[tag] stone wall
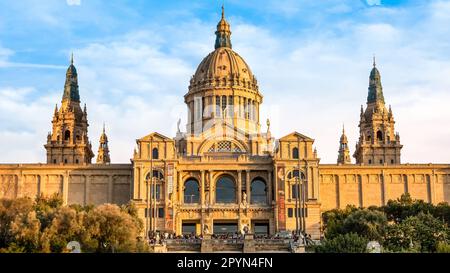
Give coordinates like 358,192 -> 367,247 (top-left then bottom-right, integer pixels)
0,163 -> 132,206
319,164 -> 450,211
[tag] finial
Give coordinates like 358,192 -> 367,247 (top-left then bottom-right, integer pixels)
373,54 -> 376,67
342,123 -> 345,134
266,118 -> 270,130
222,3 -> 225,19
103,122 -> 105,134
71,52 -> 74,65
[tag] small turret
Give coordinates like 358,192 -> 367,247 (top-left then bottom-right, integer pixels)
337,124 -> 351,164
96,123 -> 111,164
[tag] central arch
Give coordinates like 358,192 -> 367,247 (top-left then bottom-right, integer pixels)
215,175 -> 236,204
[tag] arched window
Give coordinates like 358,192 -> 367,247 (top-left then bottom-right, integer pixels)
64,130 -> 71,141
146,170 -> 164,180
377,130 -> 383,142
292,147 -> 299,159
152,148 -> 159,159
251,179 -> 267,204
287,170 -> 305,180
184,179 -> 200,204
216,176 -> 236,203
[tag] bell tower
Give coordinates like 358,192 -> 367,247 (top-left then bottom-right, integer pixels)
96,123 -> 111,164
45,54 -> 94,164
353,58 -> 402,165
337,125 -> 351,164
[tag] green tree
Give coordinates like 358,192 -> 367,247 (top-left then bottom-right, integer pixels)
384,212 -> 449,253
315,233 -> 369,253
342,209 -> 387,241
0,197 -> 40,251
84,204 -> 142,253
383,193 -> 435,223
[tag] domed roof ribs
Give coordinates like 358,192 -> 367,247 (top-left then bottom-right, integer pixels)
215,5 -> 232,49
367,55 -> 385,104
62,53 -> 80,103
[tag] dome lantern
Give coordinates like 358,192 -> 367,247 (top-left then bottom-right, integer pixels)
215,5 -> 232,49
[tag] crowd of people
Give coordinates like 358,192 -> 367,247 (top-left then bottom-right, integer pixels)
146,230 -> 314,245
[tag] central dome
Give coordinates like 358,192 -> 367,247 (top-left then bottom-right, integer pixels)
184,6 -> 263,136
192,47 -> 255,84
188,6 -> 259,93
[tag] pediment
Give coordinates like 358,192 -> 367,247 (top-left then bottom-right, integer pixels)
138,132 -> 173,142
279,131 -> 314,142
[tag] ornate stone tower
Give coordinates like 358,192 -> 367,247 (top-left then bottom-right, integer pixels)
337,125 -> 351,164
353,58 -> 402,165
96,124 -> 111,164
45,55 -> 94,164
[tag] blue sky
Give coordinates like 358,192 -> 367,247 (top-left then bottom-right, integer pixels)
1,0 -> 450,163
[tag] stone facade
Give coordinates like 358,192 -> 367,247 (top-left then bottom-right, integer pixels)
0,8 -> 449,241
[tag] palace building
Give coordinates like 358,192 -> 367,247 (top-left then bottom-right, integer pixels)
0,8 -> 449,240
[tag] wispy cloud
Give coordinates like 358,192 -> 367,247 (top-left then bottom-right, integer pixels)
66,0 -> 81,6
0,1 -> 449,164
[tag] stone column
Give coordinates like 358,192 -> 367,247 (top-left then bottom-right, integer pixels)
133,166 -> 140,199
306,164 -> 312,199
178,171 -> 183,205
62,173 -> 69,205
201,170 -> 205,206
36,175 -> 42,196
430,171 -> 436,204
246,170 -> 251,205
237,171 -> 242,205
108,175 -> 114,203
209,171 -> 214,205
381,171 -> 386,206
335,175 -> 340,209
84,175 -> 90,206
268,170 -> 272,205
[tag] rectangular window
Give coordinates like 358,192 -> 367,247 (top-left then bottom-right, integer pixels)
288,208 -> 293,218
145,208 -> 165,218
228,96 -> 233,117
216,96 -> 221,116
291,185 -> 299,199
151,184 -> 161,200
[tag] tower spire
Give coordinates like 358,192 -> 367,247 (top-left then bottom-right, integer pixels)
367,57 -> 384,104
97,123 -> 111,164
222,3 -> 225,19
62,53 -> 80,103
215,5 -> 232,49
337,124 -> 351,164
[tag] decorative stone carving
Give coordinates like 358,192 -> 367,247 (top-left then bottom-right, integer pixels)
241,192 -> 248,206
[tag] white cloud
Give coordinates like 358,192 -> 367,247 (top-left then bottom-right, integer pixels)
365,0 -> 381,6
66,0 -> 81,6
1,1 -> 450,164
